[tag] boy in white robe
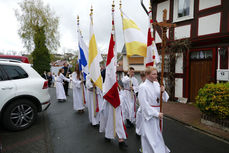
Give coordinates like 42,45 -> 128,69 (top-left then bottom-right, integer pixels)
56,68 -> 71,102
138,66 -> 170,153
121,67 -> 139,127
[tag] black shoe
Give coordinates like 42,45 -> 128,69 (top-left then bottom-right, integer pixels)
119,141 -> 128,149
104,137 -> 111,142
92,124 -> 99,128
126,119 -> 133,128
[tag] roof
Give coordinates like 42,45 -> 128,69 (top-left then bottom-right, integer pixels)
121,45 -> 126,55
0,55 -> 29,63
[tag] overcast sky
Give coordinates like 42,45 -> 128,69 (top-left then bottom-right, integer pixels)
0,0 -> 150,55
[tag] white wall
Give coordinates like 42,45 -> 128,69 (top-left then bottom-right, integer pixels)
198,12 -> 221,36
174,25 -> 191,40
175,78 -> 183,97
199,0 -> 221,10
123,56 -> 145,72
155,29 -> 169,43
175,53 -> 183,73
156,0 -> 170,22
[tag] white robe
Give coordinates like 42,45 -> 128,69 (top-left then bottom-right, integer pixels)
138,79 -> 170,153
56,73 -> 70,100
86,75 -> 103,125
99,100 -> 127,139
72,72 -> 85,111
136,82 -> 144,135
121,75 -> 139,123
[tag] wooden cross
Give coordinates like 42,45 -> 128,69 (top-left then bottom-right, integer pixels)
152,9 -> 176,130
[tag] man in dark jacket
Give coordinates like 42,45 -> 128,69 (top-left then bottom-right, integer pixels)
62,62 -> 72,96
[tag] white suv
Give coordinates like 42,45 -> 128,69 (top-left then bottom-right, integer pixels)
0,59 -> 50,131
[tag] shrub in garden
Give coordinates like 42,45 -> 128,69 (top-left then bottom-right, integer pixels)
196,82 -> 229,119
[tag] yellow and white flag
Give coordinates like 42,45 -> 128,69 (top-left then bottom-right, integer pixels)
88,13 -> 103,90
121,11 -> 147,57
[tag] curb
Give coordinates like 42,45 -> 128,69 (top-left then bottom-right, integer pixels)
164,115 -> 229,144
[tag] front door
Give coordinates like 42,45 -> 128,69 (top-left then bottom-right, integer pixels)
189,49 -> 214,102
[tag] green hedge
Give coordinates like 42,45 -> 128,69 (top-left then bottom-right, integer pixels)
196,82 -> 229,119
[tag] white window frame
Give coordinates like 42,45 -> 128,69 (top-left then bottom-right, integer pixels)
173,0 -> 194,23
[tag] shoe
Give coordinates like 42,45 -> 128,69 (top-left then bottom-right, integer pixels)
119,141 -> 128,149
104,137 -> 111,142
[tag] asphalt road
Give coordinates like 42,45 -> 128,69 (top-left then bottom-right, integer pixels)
1,88 -> 229,153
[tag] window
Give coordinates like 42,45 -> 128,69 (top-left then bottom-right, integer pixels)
178,0 -> 190,17
0,69 -> 4,81
2,65 -> 28,80
190,50 -> 212,60
173,0 -> 194,22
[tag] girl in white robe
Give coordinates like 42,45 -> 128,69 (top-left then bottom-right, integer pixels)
72,65 -> 86,112
56,68 -> 70,102
138,67 -> 170,153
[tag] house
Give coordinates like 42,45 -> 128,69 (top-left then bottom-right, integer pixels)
121,45 -> 145,82
151,0 -> 229,102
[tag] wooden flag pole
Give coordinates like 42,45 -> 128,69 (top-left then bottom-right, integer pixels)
152,9 -> 176,130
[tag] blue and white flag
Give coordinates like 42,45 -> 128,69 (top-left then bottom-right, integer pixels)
77,26 -> 88,80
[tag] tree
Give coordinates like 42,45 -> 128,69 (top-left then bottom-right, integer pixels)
32,26 -> 51,74
15,0 -> 59,74
15,0 -> 60,52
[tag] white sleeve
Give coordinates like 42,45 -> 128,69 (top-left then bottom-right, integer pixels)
121,76 -> 130,84
138,86 -> 159,120
162,91 -> 169,102
132,77 -> 139,93
86,76 -> 93,89
60,74 -> 70,82
72,73 -> 81,88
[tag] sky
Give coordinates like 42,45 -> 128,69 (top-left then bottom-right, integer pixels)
0,0 -> 150,55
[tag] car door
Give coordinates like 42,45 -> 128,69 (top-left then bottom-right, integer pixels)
0,65 -> 17,109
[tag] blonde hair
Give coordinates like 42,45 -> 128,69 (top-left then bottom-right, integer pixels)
145,66 -> 157,75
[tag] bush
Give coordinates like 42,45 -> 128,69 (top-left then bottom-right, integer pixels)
196,82 -> 229,119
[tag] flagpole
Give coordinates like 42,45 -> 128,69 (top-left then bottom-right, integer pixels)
111,0 -> 116,138
90,5 -> 97,117
77,15 -> 86,106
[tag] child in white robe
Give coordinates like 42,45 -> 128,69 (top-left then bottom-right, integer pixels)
72,64 -> 86,113
56,68 -> 70,102
138,66 -> 170,153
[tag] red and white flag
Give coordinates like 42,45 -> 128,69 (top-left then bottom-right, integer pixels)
103,9 -> 120,108
145,11 -> 160,67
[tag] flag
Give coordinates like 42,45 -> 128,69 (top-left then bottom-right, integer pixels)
88,12 -> 103,90
121,11 -> 147,57
103,17 -> 120,108
146,11 -> 160,67
77,28 -> 89,80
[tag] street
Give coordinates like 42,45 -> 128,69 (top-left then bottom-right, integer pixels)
1,88 -> 229,153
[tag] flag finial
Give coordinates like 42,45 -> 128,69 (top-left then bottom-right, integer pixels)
112,0 -> 115,11
77,15 -> 79,25
90,5 -> 93,16
119,0 -> 122,9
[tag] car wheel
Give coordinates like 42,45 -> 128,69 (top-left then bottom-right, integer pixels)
2,99 -> 38,131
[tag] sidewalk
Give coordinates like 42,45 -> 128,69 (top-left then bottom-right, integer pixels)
163,102 -> 229,142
